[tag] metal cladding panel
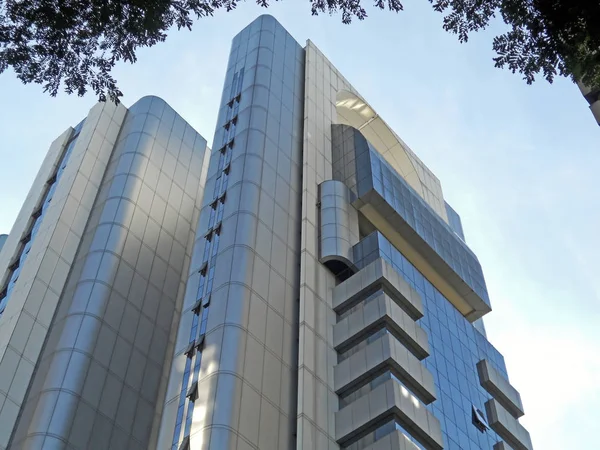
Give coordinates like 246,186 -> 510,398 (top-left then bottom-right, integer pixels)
477,359 -> 525,418
485,399 -> 533,450
0,101 -> 126,450
10,97 -> 209,450
319,180 -> 359,275
160,15 -> 305,450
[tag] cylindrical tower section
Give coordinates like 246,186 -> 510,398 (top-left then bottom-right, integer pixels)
318,180 -> 359,278
158,14 -> 305,450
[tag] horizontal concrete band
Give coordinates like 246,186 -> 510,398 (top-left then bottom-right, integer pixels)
335,378 -> 443,450
477,359 -> 525,418
363,429 -> 424,450
485,399 -> 533,450
333,291 -> 429,360
334,333 -> 436,404
333,258 -> 423,320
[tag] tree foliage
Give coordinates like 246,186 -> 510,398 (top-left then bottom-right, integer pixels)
0,0 -> 598,102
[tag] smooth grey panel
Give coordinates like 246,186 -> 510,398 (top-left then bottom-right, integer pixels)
485,399 -> 533,450
361,429 -> 423,450
334,332 -> 436,404
333,292 -> 429,360
332,257 -> 423,320
318,180 -> 359,275
335,378 -> 443,450
478,359 -> 525,419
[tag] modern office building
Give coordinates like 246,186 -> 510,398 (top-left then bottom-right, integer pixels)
0,14 -> 532,450
0,235 -> 7,252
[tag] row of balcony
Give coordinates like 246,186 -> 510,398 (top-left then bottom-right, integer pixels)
319,177 -> 533,449
328,255 -> 443,450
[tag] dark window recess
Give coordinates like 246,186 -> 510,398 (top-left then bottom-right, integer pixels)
472,405 -> 490,433
210,198 -> 218,209
204,229 -> 213,241
192,299 -> 203,314
227,139 -> 235,149
186,381 -> 198,401
228,94 -> 241,107
213,222 -> 222,235
179,436 -> 190,450
197,334 -> 206,350
199,261 -> 208,276
223,162 -> 231,174
219,145 -> 227,154
218,191 -> 227,203
202,295 -> 211,308
223,116 -> 238,131
32,206 -> 43,219
184,341 -> 196,357
46,174 -> 57,185
227,95 -> 241,107
324,259 -> 354,282
8,259 -> 20,272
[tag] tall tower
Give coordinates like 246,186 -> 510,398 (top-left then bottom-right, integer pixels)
0,97 -> 210,450
157,15 -> 533,450
156,16 -> 305,450
0,15 -> 533,450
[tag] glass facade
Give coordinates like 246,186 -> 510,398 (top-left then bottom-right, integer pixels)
0,120 -> 83,317
339,370 -> 421,409
0,16 -> 529,450
354,230 -> 508,449
445,202 -> 466,242
363,147 -> 490,307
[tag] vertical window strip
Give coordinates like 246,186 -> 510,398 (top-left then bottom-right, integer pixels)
236,68 -> 244,96
171,355 -> 193,449
225,104 -> 233,124
183,306 -> 210,437
230,72 -> 239,99
0,123 -> 83,317
173,68 -> 243,448
216,201 -> 225,223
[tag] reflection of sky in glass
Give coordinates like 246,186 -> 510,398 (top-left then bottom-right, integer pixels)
362,147 -> 490,306
354,230 -> 508,449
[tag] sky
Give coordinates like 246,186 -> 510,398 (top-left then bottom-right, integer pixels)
0,2 -> 598,448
